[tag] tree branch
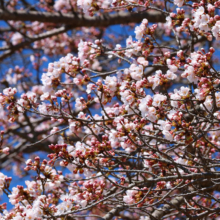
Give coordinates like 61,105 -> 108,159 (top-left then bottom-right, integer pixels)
103,205 -> 124,220
0,25 -> 70,61
152,197 -> 184,219
0,9 -> 166,26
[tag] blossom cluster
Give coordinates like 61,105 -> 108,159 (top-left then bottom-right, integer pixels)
1,0 -> 220,219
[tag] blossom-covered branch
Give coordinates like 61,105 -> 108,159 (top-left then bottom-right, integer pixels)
0,0 -> 220,219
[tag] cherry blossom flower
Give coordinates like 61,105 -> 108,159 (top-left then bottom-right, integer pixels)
173,0 -> 184,7
134,19 -> 148,41
129,64 -> 143,81
152,94 -> 167,107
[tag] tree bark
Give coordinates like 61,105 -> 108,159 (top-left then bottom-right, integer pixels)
152,197 -> 184,219
0,10 -> 166,26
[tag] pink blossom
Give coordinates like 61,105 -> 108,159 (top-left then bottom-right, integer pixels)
152,94 -> 167,107
77,0 -> 93,14
201,95 -> 213,111
137,57 -> 149,66
212,21 -> 220,40
104,76 -> 118,93
3,87 -> 17,96
123,188 -> 139,204
165,70 -> 177,80
11,32 -> 23,45
173,0 -> 184,7
162,130 -> 173,141
50,127 -> 59,134
134,19 -> 148,41
129,64 -> 143,81
2,147 -> 9,155
170,93 -> 181,108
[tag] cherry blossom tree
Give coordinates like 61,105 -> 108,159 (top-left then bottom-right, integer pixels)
1,0 -> 220,219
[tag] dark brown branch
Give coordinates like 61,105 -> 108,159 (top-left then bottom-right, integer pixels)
152,197 -> 184,219
0,9 -> 166,26
103,205 -> 124,220
0,10 -> 166,61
